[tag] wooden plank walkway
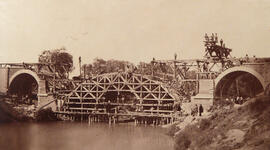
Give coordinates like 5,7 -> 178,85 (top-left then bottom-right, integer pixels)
55,111 -> 175,118
54,110 -> 182,125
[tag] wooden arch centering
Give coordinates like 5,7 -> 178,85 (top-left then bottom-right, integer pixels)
65,72 -> 176,115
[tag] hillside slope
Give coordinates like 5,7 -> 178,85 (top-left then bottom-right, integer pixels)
173,96 -> 270,150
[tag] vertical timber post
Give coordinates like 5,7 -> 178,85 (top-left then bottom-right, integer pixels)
7,67 -> 10,93
151,58 -> 154,77
174,53 -> 177,80
79,56 -> 82,77
53,64 -> 56,93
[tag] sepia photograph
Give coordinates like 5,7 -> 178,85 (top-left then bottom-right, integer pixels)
0,0 -> 270,150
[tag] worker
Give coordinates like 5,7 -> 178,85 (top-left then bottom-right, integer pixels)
121,97 -> 125,104
199,104 -> 204,116
150,107 -> 154,115
245,54 -> 249,62
191,104 -> 198,116
106,100 -> 111,113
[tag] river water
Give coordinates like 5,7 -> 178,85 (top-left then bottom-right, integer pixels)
0,122 -> 174,150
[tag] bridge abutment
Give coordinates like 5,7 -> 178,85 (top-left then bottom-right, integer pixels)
191,79 -> 214,111
36,80 -> 56,110
37,80 -> 47,105
0,68 -> 9,95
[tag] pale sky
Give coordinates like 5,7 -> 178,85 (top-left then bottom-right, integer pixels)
0,0 -> 270,76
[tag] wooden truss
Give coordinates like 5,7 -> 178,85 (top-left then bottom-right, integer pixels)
64,72 -> 175,114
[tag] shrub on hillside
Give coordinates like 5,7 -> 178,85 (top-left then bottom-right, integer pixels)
199,118 -> 211,130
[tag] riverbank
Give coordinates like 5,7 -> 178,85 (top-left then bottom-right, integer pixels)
0,97 -> 32,122
0,97 -> 58,123
168,95 -> 270,150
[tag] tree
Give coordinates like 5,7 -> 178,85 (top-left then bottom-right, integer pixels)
38,47 -> 74,78
82,58 -> 133,76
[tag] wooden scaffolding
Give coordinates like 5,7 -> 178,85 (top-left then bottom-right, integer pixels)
58,72 -> 176,120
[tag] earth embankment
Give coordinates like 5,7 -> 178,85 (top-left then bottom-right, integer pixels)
171,95 -> 270,150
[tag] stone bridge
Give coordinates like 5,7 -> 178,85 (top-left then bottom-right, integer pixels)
1,60 -> 270,109
0,63 -> 52,106
192,61 -> 270,107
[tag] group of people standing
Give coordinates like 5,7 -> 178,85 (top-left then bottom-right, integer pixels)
191,104 -> 204,117
226,96 -> 248,105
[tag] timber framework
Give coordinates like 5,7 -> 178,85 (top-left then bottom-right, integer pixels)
1,33 -> 270,124
56,72 -> 177,125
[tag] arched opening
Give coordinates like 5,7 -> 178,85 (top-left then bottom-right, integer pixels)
8,73 -> 38,105
215,71 -> 264,103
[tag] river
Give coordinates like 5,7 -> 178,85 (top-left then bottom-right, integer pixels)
0,122 -> 174,150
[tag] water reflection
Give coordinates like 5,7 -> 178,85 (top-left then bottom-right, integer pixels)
0,122 -> 174,150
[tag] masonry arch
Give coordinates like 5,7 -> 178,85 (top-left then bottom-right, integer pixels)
8,69 -> 40,103
215,66 -> 265,99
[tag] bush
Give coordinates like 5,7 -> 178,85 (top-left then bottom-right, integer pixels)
199,118 -> 211,130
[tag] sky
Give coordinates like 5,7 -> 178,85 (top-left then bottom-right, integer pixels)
0,0 -> 270,76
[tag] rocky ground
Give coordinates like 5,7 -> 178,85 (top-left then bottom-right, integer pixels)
168,95 -> 270,150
